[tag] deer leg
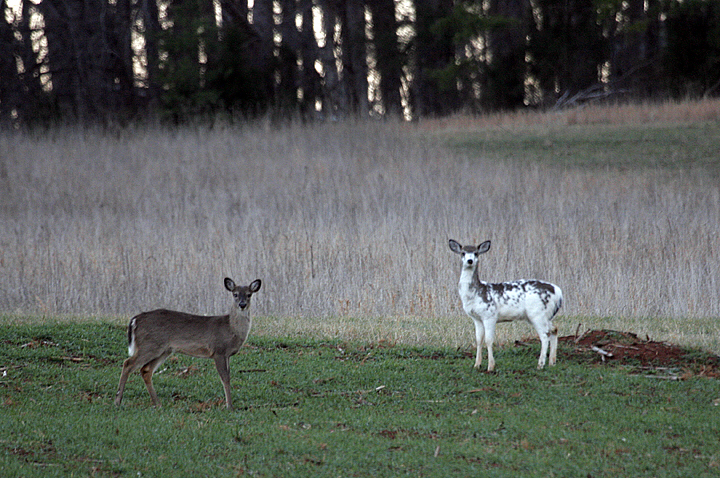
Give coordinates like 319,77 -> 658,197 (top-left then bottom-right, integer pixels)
214,355 -> 234,410
548,324 -> 558,366
536,330 -> 550,369
139,351 -> 171,407
484,321 -> 497,372
472,319 -> 485,369
140,364 -> 161,407
115,356 -> 141,406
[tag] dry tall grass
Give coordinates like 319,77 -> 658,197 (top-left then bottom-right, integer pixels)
2,100 -> 719,351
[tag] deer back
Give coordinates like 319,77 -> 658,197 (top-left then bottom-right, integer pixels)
132,309 -> 247,359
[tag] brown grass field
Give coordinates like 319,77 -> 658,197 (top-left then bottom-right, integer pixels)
1,99 -> 719,352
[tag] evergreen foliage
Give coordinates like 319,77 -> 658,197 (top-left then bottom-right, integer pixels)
1,0 -> 719,125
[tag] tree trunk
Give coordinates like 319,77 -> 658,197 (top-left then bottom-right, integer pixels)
0,0 -> 21,125
137,0 -> 162,113
317,0 -> 343,116
411,0 -> 459,117
565,0 -> 603,93
297,0 -> 323,118
107,0 -> 135,121
278,0 -> 300,112
37,0 -> 85,120
367,0 -> 403,116
485,0 -> 529,110
340,0 -> 368,115
252,0 -> 276,106
529,0 -> 604,105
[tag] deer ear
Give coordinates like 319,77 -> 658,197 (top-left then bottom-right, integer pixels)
449,239 -> 463,254
478,240 -> 491,254
249,279 -> 262,293
224,277 -> 236,291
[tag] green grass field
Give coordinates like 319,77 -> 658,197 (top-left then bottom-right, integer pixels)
445,121 -> 720,169
2,100 -> 720,475
2,322 -> 720,477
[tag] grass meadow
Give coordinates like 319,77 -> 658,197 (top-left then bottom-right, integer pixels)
1,99 -> 719,350
2,99 -> 720,476
2,322 -> 720,477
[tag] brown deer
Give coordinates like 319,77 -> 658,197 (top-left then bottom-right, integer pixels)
114,277 -> 262,409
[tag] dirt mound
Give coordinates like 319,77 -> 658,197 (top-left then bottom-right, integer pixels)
553,329 -> 720,378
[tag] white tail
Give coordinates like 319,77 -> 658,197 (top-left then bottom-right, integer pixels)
449,239 -> 563,372
114,277 -> 262,409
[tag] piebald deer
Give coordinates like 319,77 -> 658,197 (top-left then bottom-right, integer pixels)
114,277 -> 262,409
449,239 -> 563,372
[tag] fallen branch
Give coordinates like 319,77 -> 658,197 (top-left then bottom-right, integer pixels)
642,375 -> 681,381
591,346 -> 613,356
612,344 -> 640,351
574,324 -> 591,344
553,85 -> 629,110
591,346 -> 614,361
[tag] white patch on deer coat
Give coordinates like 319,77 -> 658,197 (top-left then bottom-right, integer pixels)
127,317 -> 137,357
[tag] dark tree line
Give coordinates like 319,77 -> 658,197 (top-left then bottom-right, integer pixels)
1,0 -> 719,126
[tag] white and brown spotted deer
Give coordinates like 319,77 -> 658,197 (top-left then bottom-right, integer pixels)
449,240 -> 563,372
114,277 -> 261,409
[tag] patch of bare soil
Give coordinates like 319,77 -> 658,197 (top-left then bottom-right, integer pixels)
555,329 -> 720,378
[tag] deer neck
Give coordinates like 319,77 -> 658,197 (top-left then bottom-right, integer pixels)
229,306 -> 252,340
459,267 -> 480,287
458,266 -> 485,296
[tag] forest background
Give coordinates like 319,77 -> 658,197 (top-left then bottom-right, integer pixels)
1,0 -> 720,126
